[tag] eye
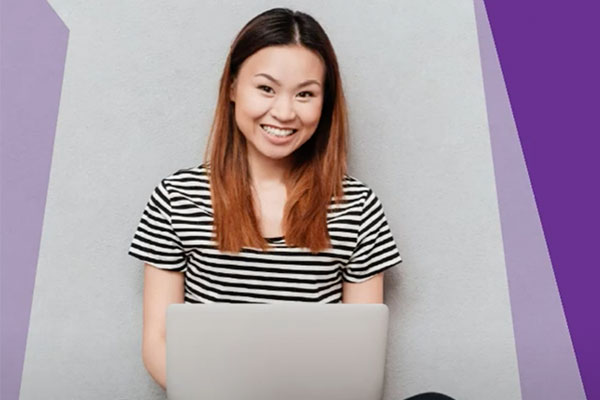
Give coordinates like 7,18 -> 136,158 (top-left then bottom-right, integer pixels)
297,91 -> 315,98
257,85 -> 274,94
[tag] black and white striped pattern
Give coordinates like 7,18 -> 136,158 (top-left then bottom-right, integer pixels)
128,164 -> 402,303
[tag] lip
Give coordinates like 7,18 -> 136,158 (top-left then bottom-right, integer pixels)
260,123 -> 298,132
260,124 -> 297,144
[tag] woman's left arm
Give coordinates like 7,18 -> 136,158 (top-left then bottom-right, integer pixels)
341,272 -> 384,303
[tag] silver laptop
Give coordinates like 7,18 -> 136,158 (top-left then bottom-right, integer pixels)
166,303 -> 390,400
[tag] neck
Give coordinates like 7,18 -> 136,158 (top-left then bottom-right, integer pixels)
246,145 -> 292,187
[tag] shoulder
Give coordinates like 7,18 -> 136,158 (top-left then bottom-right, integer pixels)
331,174 -> 379,218
342,174 -> 375,202
160,163 -> 210,189
340,174 -> 391,218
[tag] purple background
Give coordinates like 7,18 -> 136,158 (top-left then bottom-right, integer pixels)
475,0 -> 587,398
483,1 -> 600,399
1,1 -> 68,399
1,0 -> 598,399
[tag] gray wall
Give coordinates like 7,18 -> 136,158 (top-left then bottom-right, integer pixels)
20,1 -> 521,399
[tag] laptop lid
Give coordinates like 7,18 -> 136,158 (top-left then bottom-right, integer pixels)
166,303 -> 389,400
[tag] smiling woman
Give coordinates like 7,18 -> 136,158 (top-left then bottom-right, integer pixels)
127,7 -> 411,394
229,45 -> 324,162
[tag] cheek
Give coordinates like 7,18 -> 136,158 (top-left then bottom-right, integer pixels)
237,91 -> 270,119
299,101 -> 324,127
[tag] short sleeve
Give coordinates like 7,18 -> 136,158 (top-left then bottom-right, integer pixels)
128,179 -> 187,272
342,188 -> 402,283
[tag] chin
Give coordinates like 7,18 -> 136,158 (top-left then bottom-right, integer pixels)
254,140 -> 298,161
260,148 -> 295,160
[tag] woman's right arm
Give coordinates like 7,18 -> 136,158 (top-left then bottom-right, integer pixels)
142,263 -> 185,390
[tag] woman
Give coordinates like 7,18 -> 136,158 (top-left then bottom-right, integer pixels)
128,8 -> 452,400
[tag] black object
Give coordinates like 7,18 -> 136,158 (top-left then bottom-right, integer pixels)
404,392 -> 456,400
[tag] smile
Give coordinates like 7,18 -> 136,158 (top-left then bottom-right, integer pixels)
260,124 -> 297,137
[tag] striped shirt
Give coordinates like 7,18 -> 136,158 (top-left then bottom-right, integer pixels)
128,164 -> 402,303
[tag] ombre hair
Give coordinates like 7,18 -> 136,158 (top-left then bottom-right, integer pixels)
205,8 -> 348,253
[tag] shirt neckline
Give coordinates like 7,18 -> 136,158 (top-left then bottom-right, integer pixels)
265,236 -> 285,242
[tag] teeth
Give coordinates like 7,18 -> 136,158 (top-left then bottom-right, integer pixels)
261,125 -> 296,137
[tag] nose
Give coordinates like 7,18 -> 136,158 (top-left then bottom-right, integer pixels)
270,95 -> 296,121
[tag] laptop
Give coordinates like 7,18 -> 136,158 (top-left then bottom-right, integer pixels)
166,303 -> 390,400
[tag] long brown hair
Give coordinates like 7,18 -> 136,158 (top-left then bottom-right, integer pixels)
205,8 -> 348,253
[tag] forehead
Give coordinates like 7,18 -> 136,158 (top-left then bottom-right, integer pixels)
239,45 -> 325,83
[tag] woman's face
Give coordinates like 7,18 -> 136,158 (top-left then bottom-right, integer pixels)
230,45 -> 326,163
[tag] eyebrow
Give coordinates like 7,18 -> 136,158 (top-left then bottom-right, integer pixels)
254,73 -> 322,88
